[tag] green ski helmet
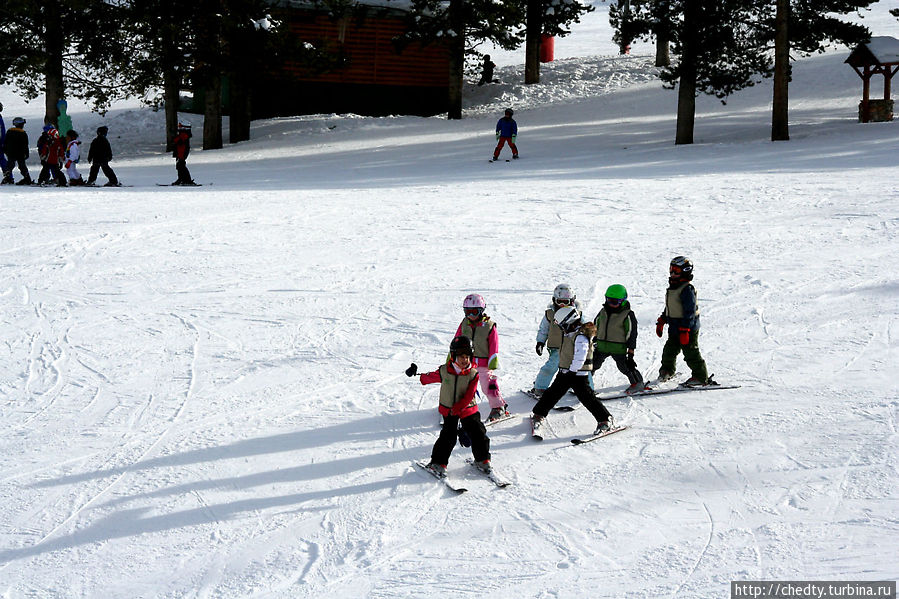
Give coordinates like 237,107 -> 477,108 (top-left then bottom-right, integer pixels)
605,284 -> 627,301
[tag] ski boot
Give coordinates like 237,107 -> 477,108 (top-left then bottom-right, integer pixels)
658,369 -> 675,382
486,404 -> 510,423
425,462 -> 447,477
474,459 -> 492,474
625,382 -> 648,395
593,417 -> 614,435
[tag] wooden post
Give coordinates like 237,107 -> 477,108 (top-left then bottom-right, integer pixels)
862,65 -> 870,123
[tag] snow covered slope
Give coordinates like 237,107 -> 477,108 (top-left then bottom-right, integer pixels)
0,5 -> 897,598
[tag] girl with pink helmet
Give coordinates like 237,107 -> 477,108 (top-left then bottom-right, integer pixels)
454,294 -> 510,422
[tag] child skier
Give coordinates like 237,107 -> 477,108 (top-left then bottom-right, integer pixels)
172,121 -> 196,185
529,283 -> 591,399
455,294 -> 510,423
656,256 -> 711,386
593,284 -> 646,394
2,117 -> 31,185
532,306 -> 614,437
45,127 -> 67,187
405,336 -> 492,475
491,108 -> 518,161
86,126 -> 119,186
0,102 -> 7,181
36,124 -> 52,184
64,129 -> 84,186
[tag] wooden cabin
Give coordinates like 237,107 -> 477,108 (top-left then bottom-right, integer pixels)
252,1 -> 450,117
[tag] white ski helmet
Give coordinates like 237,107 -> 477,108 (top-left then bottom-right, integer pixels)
463,294 -> 486,310
554,306 -> 581,329
552,283 -> 575,304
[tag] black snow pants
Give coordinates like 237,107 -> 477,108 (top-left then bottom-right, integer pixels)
430,412 -> 489,466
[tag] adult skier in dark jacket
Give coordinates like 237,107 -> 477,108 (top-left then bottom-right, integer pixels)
3,117 -> 31,184
86,126 -> 119,186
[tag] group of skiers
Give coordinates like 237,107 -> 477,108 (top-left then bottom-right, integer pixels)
1,101 -> 196,187
1,110 -> 118,187
406,255 -> 713,479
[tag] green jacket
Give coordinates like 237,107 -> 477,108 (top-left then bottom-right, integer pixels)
593,301 -> 638,355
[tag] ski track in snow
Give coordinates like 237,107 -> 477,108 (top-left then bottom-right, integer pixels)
2,5 -> 899,595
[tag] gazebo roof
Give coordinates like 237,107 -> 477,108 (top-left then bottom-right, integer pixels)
846,36 -> 899,68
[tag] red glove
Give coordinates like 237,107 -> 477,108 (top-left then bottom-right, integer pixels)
678,327 -> 691,345
655,316 -> 665,338
65,160 -> 72,169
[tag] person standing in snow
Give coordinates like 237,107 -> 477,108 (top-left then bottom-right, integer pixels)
531,306 -> 615,436
64,129 -> 84,186
36,124 -> 54,184
2,117 -> 32,185
592,284 -> 646,394
455,294 -> 510,423
0,102 -> 8,179
491,108 -> 519,161
172,121 -> 196,185
45,127 -> 67,187
529,283 -> 592,399
656,256 -> 711,386
477,54 -> 496,86
405,336 -> 492,476
86,126 -> 119,186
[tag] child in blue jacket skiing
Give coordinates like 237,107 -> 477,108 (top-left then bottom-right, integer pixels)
529,283 -> 593,398
491,108 -> 518,161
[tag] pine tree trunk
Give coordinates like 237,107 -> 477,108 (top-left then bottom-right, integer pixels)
446,0 -> 464,119
203,73 -> 223,150
674,0 -> 698,145
654,0 -> 671,67
771,0 -> 790,141
618,0 -> 631,54
525,0 -> 542,84
163,67 -> 180,152
655,32 -> 670,67
229,70 -> 251,144
43,6 -> 65,127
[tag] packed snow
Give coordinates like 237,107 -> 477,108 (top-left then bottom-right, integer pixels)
0,3 -> 897,598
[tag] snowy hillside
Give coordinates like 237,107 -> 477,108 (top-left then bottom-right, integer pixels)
1,3 -> 898,598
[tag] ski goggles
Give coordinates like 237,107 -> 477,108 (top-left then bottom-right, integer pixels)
605,297 -> 624,307
554,298 -> 573,306
669,265 -> 685,275
464,307 -> 484,317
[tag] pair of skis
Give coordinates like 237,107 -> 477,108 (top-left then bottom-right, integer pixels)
551,379 -> 741,412
414,458 -> 511,493
530,416 -> 629,444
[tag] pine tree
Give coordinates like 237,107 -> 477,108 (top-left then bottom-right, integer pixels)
610,0 -> 871,145
524,0 -> 594,84
764,0 -> 873,141
0,0 -> 131,124
398,0 -> 525,118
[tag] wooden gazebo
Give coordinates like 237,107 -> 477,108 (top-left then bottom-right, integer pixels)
845,36 -> 899,123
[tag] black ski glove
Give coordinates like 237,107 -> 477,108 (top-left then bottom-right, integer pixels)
405,363 -> 418,377
457,423 -> 472,447
535,342 -> 544,356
